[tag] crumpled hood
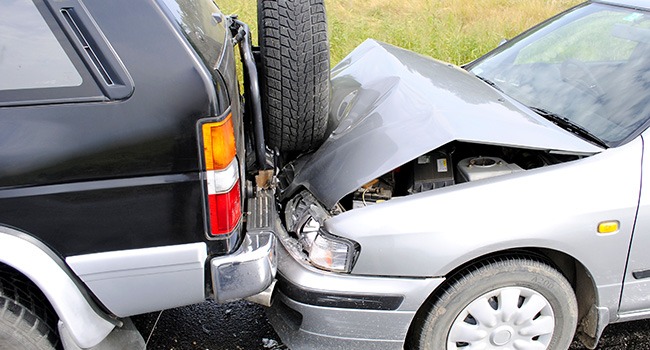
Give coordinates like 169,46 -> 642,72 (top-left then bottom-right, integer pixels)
285,39 -> 602,208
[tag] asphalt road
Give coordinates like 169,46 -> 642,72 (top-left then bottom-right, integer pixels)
132,300 -> 650,350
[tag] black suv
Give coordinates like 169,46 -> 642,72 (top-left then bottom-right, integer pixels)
0,0 -> 328,348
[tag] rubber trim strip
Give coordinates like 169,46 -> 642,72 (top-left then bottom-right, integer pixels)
277,275 -> 404,311
633,269 -> 650,279
0,173 -> 198,199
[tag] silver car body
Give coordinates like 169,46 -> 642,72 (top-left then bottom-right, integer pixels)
269,1 -> 650,349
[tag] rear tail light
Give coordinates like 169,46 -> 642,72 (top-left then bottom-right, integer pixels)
201,114 -> 242,236
207,176 -> 241,235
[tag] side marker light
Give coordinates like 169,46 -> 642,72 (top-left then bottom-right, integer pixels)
598,221 -> 619,235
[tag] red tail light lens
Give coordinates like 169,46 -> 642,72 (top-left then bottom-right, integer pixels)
208,180 -> 242,235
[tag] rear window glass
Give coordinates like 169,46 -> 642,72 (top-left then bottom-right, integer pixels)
0,0 -> 82,91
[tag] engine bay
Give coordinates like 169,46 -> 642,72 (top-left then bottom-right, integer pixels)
342,141 -> 581,211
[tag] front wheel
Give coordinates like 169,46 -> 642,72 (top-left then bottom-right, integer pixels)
413,256 -> 578,350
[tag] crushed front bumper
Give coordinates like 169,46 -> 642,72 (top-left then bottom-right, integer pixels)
267,214 -> 446,350
210,190 -> 277,304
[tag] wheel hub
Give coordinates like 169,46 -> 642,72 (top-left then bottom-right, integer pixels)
490,326 -> 513,346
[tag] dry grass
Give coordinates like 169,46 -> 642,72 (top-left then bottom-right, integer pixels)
217,0 -> 582,65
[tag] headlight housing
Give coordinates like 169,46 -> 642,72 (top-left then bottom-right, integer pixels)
298,218 -> 359,273
309,230 -> 359,272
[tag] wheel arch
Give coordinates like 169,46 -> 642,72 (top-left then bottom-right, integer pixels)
405,247 -> 603,349
0,225 -> 116,349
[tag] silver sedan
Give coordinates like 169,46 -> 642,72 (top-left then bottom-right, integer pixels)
265,1 -> 650,349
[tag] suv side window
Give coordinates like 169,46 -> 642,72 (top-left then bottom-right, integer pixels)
0,0 -> 116,106
0,0 -> 82,91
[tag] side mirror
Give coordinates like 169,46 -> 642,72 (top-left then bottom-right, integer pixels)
498,38 -> 508,47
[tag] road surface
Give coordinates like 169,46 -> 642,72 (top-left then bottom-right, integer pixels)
132,300 -> 650,349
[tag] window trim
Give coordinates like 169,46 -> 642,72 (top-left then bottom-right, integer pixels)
50,0 -> 134,101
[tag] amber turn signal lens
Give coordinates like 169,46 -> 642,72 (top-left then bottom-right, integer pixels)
202,114 -> 236,171
598,221 -> 619,234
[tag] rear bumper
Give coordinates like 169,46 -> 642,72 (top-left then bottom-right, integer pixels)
267,217 -> 445,350
210,190 -> 277,303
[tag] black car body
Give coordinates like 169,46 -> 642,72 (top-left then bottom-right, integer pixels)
0,0 -> 277,348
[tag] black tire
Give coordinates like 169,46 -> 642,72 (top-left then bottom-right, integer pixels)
0,266 -> 59,350
413,256 -> 577,350
258,0 -> 330,152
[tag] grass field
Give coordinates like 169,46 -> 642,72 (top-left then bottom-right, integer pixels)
217,0 -> 582,66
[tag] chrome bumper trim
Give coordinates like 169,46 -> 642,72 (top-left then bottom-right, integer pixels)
210,190 -> 278,303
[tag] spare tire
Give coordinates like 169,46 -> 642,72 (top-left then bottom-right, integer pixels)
258,0 -> 330,152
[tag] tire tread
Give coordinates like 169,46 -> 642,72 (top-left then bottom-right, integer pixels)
0,265 -> 59,349
258,0 -> 330,152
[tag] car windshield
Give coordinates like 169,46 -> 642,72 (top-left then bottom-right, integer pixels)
468,2 -> 650,147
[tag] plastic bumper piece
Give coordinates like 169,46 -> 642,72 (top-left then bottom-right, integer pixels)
210,190 -> 277,303
267,220 -> 446,350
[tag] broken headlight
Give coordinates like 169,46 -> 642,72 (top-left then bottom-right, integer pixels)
297,217 -> 359,273
286,191 -> 360,273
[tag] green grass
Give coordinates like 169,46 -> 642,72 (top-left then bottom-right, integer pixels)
217,0 -> 582,66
